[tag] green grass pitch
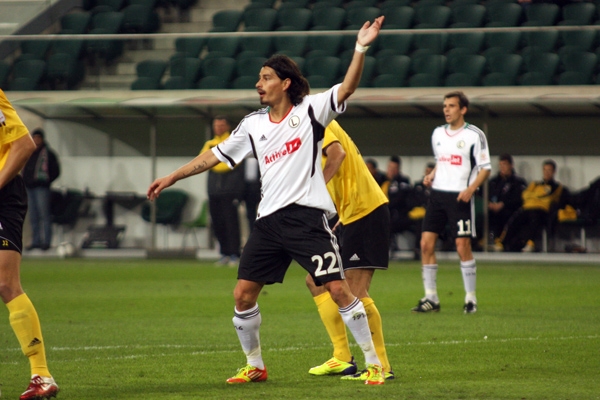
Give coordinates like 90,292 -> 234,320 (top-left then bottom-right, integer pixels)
1,259 -> 599,399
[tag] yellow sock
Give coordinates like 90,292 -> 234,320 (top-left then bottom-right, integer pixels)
7,293 -> 51,377
313,291 -> 352,363
361,297 -> 391,373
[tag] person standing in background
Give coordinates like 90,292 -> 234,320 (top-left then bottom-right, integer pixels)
243,157 -> 261,232
201,116 -> 245,266
22,129 -> 60,251
0,90 -> 59,399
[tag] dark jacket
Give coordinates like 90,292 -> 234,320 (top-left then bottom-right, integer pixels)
22,144 -> 60,188
488,171 -> 527,215
207,163 -> 245,198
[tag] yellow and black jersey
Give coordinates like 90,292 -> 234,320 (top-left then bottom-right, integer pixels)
321,120 -> 388,225
200,132 -> 232,174
0,90 -> 29,170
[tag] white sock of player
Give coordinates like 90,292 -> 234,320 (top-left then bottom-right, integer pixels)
339,298 -> 380,366
461,259 -> 477,304
423,264 -> 439,303
232,304 -> 264,369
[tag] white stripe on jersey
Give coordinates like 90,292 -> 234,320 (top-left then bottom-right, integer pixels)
212,84 -> 346,219
431,123 -> 491,192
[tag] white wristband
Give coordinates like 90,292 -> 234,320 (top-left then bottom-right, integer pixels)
355,42 -> 370,53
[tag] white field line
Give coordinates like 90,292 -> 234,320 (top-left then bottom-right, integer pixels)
1,334 -> 597,365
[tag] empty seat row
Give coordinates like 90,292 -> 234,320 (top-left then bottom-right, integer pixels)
216,2 -> 599,32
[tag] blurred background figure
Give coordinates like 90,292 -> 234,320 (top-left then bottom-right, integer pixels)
23,129 -> 60,251
365,158 -> 386,187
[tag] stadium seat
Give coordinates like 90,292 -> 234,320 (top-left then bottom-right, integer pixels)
313,0 -> 345,7
238,36 -> 272,60
7,59 -> 46,91
141,189 -> 189,248
380,0 -> 412,11
485,3 -> 522,27
450,4 -> 486,28
46,53 -> 85,90
482,72 -> 517,86
210,9 -> 243,32
342,7 -> 382,52
413,32 -> 448,56
409,54 -> 446,86
380,6 -> 414,29
276,7 -> 312,31
557,71 -> 594,85
340,54 -> 375,87
372,54 -> 410,87
306,35 -> 343,58
522,30 -> 559,53
273,35 -> 307,57
130,59 -> 168,90
559,2 -> 596,26
121,4 -> 160,33
311,7 -> 346,30
523,3 -> 559,26
235,56 -> 267,78
483,53 -> 522,85
558,51 -> 597,84
414,5 -> 451,29
447,31 -> 485,55
232,75 -> 259,89
376,32 -> 413,56
91,0 -> 125,13
170,37 -> 206,61
198,57 -> 236,89
280,0 -> 310,6
483,31 -> 521,57
445,54 -> 485,86
521,52 -> 559,84
305,55 -> 341,87
559,30 -> 596,53
445,72 -> 480,87
413,0 -> 446,7
163,57 -> 202,89
243,8 -> 277,31
18,40 -> 51,62
86,11 -> 125,64
345,0 -> 379,10
59,12 -> 91,34
205,36 -> 240,59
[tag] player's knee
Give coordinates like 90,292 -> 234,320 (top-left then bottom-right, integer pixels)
305,274 -> 316,290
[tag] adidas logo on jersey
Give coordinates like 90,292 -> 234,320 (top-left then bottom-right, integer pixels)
260,135 -> 268,141
349,254 -> 360,261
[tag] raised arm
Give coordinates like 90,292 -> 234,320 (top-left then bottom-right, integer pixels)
338,15 -> 384,105
0,134 -> 35,189
147,149 -> 220,201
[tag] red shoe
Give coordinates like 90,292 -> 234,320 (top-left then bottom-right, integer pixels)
20,375 -> 59,400
226,364 -> 268,384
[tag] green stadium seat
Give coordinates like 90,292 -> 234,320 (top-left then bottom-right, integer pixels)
483,31 -> 521,57
91,0 -> 125,13
559,2 -> 596,25
311,7 -> 346,30
522,30 -> 559,53
339,54 -> 375,87
232,75 -> 258,89
163,57 -> 202,89
482,72 -> 517,86
170,37 -> 205,61
557,71 -> 594,85
313,0 -> 345,8
306,35 -> 343,58
450,4 -> 486,28
521,52 -> 559,84
523,3 -> 559,26
447,31 -> 485,55
372,54 -> 410,87
414,5 -> 451,29
60,12 -> 91,34
238,36 -> 272,60
206,36 -> 240,58
485,3 -> 522,27
276,8 -> 312,31
559,30 -> 596,53
445,72 -> 480,86
235,56 -> 267,78
409,54 -> 446,86
0,61 -> 11,87
445,54 -> 485,86
379,6 -> 414,29
273,35 -> 307,57
380,0 -> 412,10
483,53 -> 522,85
197,57 -> 236,89
210,10 -> 243,32
280,0 -> 310,7
413,32 -> 448,56
558,51 -> 597,83
376,32 -> 413,56
86,11 -> 125,63
121,4 -> 160,33
243,8 -> 277,31
305,55 -> 341,87
46,53 -> 85,90
345,0 -> 379,10
131,59 -> 168,90
18,40 -> 51,61
7,59 -> 46,91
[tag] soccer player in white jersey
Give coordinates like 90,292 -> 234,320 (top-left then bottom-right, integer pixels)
147,16 -> 386,385
411,91 -> 491,314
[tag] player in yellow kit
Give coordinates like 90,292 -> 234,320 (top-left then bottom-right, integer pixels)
306,120 -> 394,380
0,90 -> 59,400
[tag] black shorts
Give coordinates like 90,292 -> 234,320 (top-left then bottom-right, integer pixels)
422,189 -> 475,239
238,204 -> 344,286
0,175 -> 27,253
340,204 -> 389,271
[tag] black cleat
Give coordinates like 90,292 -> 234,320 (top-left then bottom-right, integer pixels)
411,298 -> 440,313
463,301 -> 477,314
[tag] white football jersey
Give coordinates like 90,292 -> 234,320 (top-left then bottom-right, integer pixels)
431,123 -> 491,192
212,84 -> 345,219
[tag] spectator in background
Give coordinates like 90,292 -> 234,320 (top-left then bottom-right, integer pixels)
201,116 -> 245,266
407,162 -> 436,258
243,157 -> 261,232
23,129 -> 60,251
382,156 -> 412,253
495,159 -> 568,252
365,158 -> 386,187
486,154 -> 527,245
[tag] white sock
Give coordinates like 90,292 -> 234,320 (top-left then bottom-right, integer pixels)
339,298 -> 380,366
461,259 -> 477,304
423,264 -> 439,303
232,304 -> 264,369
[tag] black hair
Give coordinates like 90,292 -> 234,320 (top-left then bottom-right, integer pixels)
543,159 -> 557,171
390,155 -> 400,165
31,128 -> 44,139
499,153 -> 514,165
444,90 -> 469,109
263,54 -> 310,106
